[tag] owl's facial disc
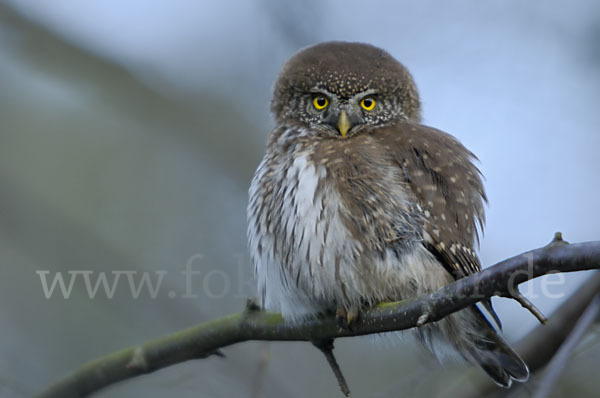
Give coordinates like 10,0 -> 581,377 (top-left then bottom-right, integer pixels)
314,89 -> 376,138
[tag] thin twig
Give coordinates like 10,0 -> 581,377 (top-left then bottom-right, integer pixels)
312,339 -> 351,397
506,291 -> 548,324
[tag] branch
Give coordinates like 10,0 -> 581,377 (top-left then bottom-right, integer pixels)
441,270 -> 600,397
36,237 -> 600,398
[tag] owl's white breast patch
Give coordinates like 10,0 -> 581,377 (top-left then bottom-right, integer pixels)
278,153 -> 333,318
288,155 -> 320,209
249,150 -> 368,322
284,155 -> 324,248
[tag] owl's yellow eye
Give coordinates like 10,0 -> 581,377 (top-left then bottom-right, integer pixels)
313,95 -> 329,110
360,96 -> 376,111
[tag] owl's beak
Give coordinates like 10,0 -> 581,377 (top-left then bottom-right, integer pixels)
337,111 -> 351,138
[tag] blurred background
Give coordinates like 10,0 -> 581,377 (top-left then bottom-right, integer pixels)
1,1 -> 599,397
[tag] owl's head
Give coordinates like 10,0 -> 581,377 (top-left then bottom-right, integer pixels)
272,41 -> 421,139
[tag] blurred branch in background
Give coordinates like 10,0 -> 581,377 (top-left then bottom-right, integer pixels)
533,292 -> 600,398
36,237 -> 600,398
0,0 -> 231,328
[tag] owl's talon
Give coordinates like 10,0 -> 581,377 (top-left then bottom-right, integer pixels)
336,307 -> 359,330
335,307 -> 347,329
416,313 -> 429,326
245,297 -> 261,312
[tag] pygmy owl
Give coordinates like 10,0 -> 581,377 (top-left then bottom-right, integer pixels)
247,41 -> 528,387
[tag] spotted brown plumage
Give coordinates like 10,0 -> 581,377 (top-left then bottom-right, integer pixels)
247,41 -> 528,387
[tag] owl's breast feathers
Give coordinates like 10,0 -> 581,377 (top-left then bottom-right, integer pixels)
306,120 -> 487,279
308,131 -> 426,255
248,121 -> 487,316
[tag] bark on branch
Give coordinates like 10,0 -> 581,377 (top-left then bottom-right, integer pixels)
36,235 -> 600,398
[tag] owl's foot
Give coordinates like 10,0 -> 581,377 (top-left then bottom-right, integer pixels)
336,306 -> 359,330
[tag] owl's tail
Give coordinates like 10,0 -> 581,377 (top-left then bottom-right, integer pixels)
469,310 -> 529,387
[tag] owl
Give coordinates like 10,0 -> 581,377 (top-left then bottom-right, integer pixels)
247,41 -> 528,387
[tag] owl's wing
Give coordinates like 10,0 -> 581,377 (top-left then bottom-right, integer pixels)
378,121 -> 487,276
377,121 -> 501,327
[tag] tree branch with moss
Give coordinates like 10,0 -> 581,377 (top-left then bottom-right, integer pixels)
36,233 -> 600,398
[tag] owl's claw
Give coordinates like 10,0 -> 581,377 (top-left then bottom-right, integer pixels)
336,307 -> 359,330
